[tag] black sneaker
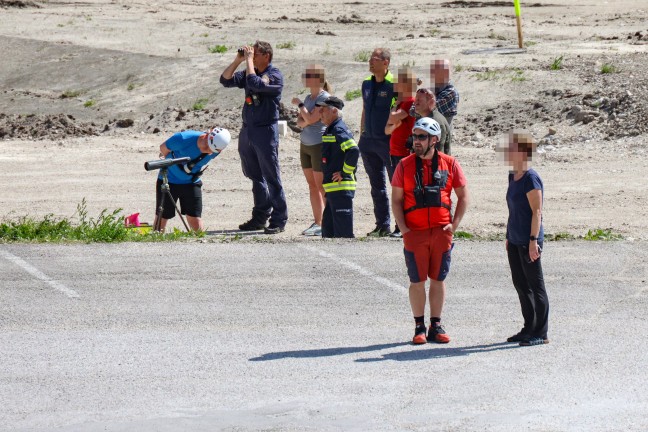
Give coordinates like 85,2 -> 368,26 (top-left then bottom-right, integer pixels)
507,330 -> 531,343
389,227 -> 402,238
239,219 -> 266,231
367,226 -> 391,237
264,225 -> 285,234
519,336 -> 550,347
427,323 -> 451,343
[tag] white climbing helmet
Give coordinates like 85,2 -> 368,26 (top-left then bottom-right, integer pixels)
207,127 -> 231,152
412,117 -> 442,137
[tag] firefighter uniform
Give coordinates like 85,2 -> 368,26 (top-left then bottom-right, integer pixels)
321,117 -> 359,238
219,64 -> 288,228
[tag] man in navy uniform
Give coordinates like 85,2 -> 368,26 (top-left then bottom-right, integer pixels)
360,47 -> 396,237
220,40 -> 288,234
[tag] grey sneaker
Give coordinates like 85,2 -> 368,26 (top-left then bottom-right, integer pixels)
302,223 -> 322,236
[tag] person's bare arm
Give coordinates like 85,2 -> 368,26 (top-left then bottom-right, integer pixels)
391,186 -> 410,234
444,185 -> 469,233
292,98 -> 322,126
159,142 -> 171,157
527,188 -> 543,261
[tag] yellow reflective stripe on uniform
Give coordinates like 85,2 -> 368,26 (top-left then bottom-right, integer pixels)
343,163 -> 355,174
323,181 -> 357,192
385,71 -> 394,83
339,139 -> 357,151
322,135 -> 336,143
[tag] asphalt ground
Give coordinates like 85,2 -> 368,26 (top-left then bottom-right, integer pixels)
1,239 -> 647,432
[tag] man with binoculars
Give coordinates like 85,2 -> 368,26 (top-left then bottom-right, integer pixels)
220,40 -> 288,235
391,117 -> 470,345
153,127 -> 230,232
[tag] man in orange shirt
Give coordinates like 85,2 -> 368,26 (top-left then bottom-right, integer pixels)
391,117 -> 470,345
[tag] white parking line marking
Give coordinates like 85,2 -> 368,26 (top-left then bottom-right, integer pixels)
0,249 -> 80,299
298,244 -> 407,294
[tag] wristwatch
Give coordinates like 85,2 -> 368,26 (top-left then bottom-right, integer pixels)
530,235 -> 538,241
298,102 -> 305,108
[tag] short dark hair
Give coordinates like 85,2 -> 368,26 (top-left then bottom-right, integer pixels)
254,40 -> 273,62
374,47 -> 391,63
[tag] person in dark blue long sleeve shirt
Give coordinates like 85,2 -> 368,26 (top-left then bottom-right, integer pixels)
220,40 -> 288,234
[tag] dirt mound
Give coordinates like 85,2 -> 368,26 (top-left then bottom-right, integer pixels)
459,53 -> 648,144
0,0 -> 39,8
441,1 -> 550,8
0,106 -> 245,140
0,113 -> 98,140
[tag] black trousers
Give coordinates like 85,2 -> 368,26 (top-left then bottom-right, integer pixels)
322,192 -> 354,238
507,242 -> 549,339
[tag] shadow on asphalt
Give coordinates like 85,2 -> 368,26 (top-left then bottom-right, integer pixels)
205,229 -> 264,236
355,342 -> 520,362
249,342 -> 410,361
249,342 -> 520,362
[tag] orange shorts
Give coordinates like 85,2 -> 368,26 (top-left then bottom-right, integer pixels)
402,227 -> 454,283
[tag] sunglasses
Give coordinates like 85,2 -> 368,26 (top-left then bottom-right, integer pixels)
302,73 -> 321,79
411,133 -> 430,141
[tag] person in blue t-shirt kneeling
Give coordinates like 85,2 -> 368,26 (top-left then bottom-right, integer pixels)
155,127 -> 230,232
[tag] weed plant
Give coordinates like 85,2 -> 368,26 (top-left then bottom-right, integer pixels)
345,89 -> 362,101
0,199 -> 201,243
550,55 -> 564,70
208,45 -> 228,54
584,228 -> 622,241
277,41 -> 296,49
192,98 -> 208,110
354,50 -> 371,62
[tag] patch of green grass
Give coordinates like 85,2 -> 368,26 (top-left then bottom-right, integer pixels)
428,29 -> 440,37
127,83 -> 136,91
487,31 -> 507,41
61,90 -> 81,99
584,228 -> 622,241
600,63 -> 618,74
57,23 -> 65,28
354,50 -> 371,62
475,70 -> 500,81
545,232 -> 576,241
511,69 -> 526,82
454,231 -> 474,239
0,199 -> 203,243
550,55 -> 564,71
277,41 -> 296,49
344,89 -> 362,101
83,99 -> 96,108
208,44 -> 228,54
192,98 -> 208,110
454,64 -> 464,72
199,33 -> 209,38
525,41 -> 538,47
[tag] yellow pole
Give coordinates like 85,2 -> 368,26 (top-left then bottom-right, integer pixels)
514,0 -> 524,48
